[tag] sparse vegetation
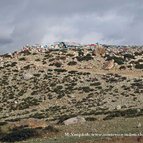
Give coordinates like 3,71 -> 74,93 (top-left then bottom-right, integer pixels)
135,64 -> 143,69
19,57 -> 26,61
0,45 -> 143,143
67,61 -> 77,66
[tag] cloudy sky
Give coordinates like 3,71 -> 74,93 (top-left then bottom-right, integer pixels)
0,0 -> 143,53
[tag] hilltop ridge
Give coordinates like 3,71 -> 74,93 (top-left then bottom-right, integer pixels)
0,42 -> 143,142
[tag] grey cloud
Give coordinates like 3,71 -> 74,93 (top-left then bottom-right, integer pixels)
0,0 -> 143,53
0,37 -> 13,45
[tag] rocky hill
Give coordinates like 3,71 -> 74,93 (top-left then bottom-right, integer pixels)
0,43 -> 143,142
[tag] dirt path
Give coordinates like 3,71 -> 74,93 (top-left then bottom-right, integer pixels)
65,66 -> 143,78
14,59 -> 143,78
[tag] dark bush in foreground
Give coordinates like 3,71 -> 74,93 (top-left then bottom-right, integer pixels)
0,128 -> 38,142
0,124 -> 59,142
44,125 -> 59,132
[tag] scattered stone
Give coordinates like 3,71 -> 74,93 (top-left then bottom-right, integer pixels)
0,62 -> 4,68
137,109 -> 141,113
116,105 -> 121,110
103,59 -> 114,70
22,73 -> 33,80
0,57 -> 3,61
95,44 -> 106,57
137,122 -> 142,128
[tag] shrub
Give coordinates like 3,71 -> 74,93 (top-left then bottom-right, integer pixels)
31,113 -> 45,119
11,62 -> 17,67
18,97 -> 40,110
119,65 -> 126,70
47,69 -> 53,72
18,90 -> 26,96
23,65 -> 30,70
67,61 -> 77,66
85,116 -> 97,121
44,125 -> 59,132
66,53 -> 74,57
33,73 -> 41,77
60,49 -> 67,53
54,68 -> 67,72
57,92 -> 65,99
79,86 -> 94,93
135,64 -> 143,69
31,91 -> 38,95
106,56 -> 124,65
12,69 -> 19,72
19,57 -> 26,61
124,54 -> 135,59
76,54 -> 93,61
90,82 -> 101,86
35,58 -> 40,61
59,56 -> 66,60
49,62 -> 62,67
32,52 -> 38,55
103,108 -> 142,120
68,70 -> 78,74
8,94 -> 14,99
134,51 -> 143,56
42,61 -> 47,64
56,85 -> 63,90
54,62 -> 62,67
48,58 -> 55,62
47,94 -> 54,100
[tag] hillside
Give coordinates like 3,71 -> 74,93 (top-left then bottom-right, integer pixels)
0,44 -> 143,142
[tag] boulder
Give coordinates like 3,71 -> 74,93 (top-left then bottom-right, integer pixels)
103,59 -> 114,70
116,105 -> 121,110
137,122 -> 141,128
94,44 -> 106,57
0,57 -> 3,61
22,73 -> 33,80
137,109 -> 141,113
0,62 -> 4,68
63,116 -> 86,125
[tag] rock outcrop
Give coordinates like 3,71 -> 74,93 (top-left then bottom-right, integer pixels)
63,116 -> 86,125
103,59 -> 114,70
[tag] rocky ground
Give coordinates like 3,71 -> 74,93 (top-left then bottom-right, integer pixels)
0,44 -> 143,142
